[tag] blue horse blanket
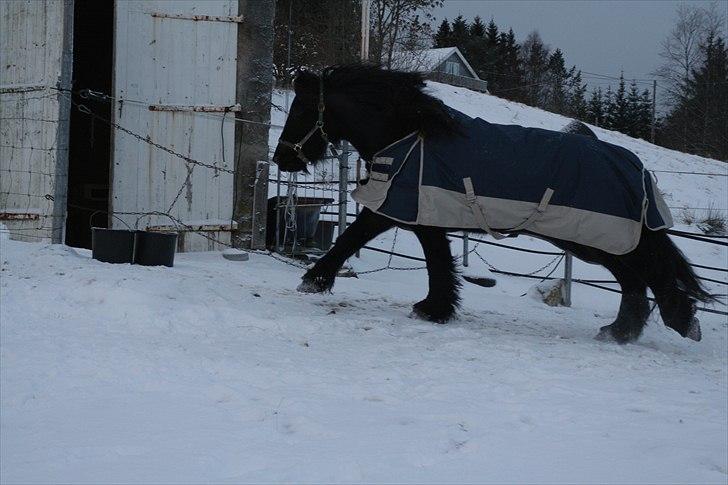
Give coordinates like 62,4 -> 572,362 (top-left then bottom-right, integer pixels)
351,110 -> 672,255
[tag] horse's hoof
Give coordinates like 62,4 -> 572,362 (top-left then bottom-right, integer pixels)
594,326 -> 616,342
410,300 -> 453,323
594,324 -> 640,344
297,275 -> 334,294
685,317 -> 702,342
410,307 -> 448,323
297,280 -> 322,293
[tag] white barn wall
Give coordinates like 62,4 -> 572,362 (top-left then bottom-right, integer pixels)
0,0 -> 72,243
112,0 -> 239,251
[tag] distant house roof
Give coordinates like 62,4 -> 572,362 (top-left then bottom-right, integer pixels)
391,47 -> 480,80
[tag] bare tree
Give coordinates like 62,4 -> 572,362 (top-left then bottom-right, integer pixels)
273,0 -> 360,82
369,0 -> 442,68
653,2 -> 725,106
388,18 -> 438,72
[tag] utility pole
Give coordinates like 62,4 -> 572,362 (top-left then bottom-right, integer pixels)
233,0 -> 275,249
651,79 -> 657,144
360,0 -> 370,61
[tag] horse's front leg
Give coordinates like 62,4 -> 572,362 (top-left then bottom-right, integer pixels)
298,208 -> 394,293
411,227 -> 461,323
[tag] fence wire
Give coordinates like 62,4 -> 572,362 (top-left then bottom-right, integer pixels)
2,86 -> 726,316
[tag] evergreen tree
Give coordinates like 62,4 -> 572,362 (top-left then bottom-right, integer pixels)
469,15 -> 485,38
638,88 -> 654,140
450,15 -> 470,52
681,34 -> 728,158
476,19 -> 499,88
603,86 -> 614,128
465,20 -> 487,82
499,28 -> 525,102
433,18 -> 452,47
491,30 -> 512,94
625,80 -> 645,138
588,88 -> 605,127
521,30 -> 550,108
606,73 -> 629,131
485,18 -> 499,46
567,69 -> 588,120
545,48 -> 570,114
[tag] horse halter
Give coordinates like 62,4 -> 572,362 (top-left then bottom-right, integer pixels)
277,77 -> 328,164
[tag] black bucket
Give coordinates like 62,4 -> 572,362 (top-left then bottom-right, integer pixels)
266,196 -> 334,249
312,220 -> 335,250
91,227 -> 135,264
133,231 -> 178,267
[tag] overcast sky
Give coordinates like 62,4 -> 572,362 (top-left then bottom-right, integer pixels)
433,0 -> 725,93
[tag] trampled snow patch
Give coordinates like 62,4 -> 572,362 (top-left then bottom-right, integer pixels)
2,237 -> 726,483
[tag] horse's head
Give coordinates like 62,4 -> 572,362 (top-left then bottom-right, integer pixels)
273,71 -> 331,172
273,65 -> 458,172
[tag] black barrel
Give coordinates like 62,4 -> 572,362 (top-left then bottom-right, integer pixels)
133,231 -> 178,267
312,220 -> 335,250
91,227 -> 136,264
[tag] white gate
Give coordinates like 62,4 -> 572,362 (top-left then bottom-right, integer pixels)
112,0 -> 239,250
0,0 -> 73,243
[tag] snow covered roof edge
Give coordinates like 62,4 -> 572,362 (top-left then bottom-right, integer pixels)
395,47 -> 480,80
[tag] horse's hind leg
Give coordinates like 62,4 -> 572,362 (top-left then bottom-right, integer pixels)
546,239 -> 649,343
299,208 -> 394,293
600,230 -> 705,341
411,227 -> 461,323
594,259 -> 650,343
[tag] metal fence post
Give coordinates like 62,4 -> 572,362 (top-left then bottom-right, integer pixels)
275,167 -> 281,252
337,142 -> 350,237
562,251 -> 573,306
288,173 -> 298,255
462,231 -> 469,267
355,156 -> 361,257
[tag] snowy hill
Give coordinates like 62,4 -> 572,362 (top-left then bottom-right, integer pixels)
1,83 -> 726,483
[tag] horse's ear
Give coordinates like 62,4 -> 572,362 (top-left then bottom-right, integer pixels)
293,70 -> 319,97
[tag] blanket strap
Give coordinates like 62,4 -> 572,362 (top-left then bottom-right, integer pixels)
463,178 -> 555,237
508,188 -> 554,231
463,177 -> 506,240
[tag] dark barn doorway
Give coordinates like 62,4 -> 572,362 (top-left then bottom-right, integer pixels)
65,0 -> 114,248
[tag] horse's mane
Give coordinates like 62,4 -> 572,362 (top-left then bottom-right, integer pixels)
322,64 -> 458,136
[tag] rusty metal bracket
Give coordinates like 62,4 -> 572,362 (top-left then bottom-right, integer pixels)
148,104 -> 242,113
150,12 -> 244,23
0,83 -> 48,94
0,212 -> 41,221
146,222 -> 238,232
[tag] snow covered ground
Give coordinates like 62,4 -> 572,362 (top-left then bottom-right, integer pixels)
1,82 -> 726,483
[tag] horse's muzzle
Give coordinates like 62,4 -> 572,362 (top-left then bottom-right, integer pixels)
272,143 -> 307,173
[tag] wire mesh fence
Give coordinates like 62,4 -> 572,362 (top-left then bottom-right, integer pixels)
0,85 -> 69,242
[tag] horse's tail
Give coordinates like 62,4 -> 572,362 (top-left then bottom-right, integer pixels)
659,230 -> 717,304
640,230 -> 718,341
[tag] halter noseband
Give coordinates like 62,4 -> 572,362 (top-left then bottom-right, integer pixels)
277,77 -> 328,164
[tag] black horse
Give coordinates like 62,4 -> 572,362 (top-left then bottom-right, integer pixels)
272,65 -> 713,343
